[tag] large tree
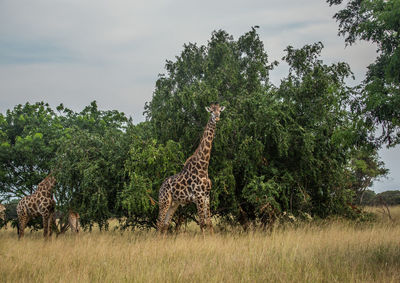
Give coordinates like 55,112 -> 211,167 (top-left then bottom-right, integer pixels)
142,28 -> 381,228
53,101 -> 131,229
0,102 -> 60,200
120,122 -> 185,229
0,101 -> 132,229
327,0 -> 400,146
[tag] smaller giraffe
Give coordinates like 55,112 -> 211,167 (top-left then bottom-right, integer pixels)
68,211 -> 80,233
53,210 -> 81,235
17,174 -> 56,239
0,203 -> 6,229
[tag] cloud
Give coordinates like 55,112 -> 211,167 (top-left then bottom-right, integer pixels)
0,0 -> 378,119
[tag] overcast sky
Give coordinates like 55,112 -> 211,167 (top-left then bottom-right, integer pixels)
0,0 -> 398,192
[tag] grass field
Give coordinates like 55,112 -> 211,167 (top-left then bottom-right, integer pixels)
1,207 -> 400,283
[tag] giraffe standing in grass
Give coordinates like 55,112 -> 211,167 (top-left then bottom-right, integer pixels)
53,210 -> 81,235
0,203 -> 6,229
157,103 -> 225,234
17,174 -> 56,239
68,210 -> 80,233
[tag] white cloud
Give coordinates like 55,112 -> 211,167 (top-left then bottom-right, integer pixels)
0,0 -> 379,118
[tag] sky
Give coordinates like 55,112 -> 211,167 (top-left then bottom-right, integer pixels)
0,0 -> 398,192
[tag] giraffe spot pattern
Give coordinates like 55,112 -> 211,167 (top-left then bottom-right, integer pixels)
17,174 -> 56,239
157,103 -> 224,233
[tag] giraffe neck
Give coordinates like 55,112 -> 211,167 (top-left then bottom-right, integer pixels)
193,117 -> 216,167
36,177 -> 55,196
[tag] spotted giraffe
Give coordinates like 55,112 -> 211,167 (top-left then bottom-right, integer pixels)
0,203 -> 6,229
157,103 -> 225,234
17,174 -> 56,239
53,210 -> 80,235
67,210 -> 80,233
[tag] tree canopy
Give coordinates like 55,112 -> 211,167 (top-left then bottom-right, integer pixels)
327,0 -> 400,146
144,29 -> 385,226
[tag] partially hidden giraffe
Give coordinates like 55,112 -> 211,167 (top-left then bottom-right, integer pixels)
53,210 -> 80,235
0,203 -> 6,229
68,210 -> 80,233
17,174 -> 56,239
157,103 -> 225,234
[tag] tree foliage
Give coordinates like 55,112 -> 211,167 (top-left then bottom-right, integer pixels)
53,102 -> 131,229
374,190 -> 400,205
0,102 -> 60,200
360,189 -> 400,206
144,29 -> 385,227
120,123 -> 185,228
327,0 -> 400,146
0,101 -> 132,229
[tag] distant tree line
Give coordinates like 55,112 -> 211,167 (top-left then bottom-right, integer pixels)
360,190 -> 400,206
0,28 -> 391,230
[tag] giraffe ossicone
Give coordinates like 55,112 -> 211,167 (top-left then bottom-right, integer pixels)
157,103 -> 225,234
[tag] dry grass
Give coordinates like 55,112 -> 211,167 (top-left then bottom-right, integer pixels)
1,207 -> 400,283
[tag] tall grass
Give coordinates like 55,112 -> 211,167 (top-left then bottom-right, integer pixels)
1,207 -> 400,282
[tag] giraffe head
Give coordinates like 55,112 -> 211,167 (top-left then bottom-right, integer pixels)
205,103 -> 225,123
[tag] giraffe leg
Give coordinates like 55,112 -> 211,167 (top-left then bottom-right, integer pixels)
195,198 -> 207,234
157,198 -> 171,234
18,214 -> 29,239
205,196 -> 214,234
158,202 -> 179,235
42,214 -> 50,239
163,202 -> 180,231
47,212 -> 54,238
204,179 -> 214,234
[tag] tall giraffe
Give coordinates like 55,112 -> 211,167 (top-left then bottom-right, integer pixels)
157,103 -> 225,234
17,174 -> 56,239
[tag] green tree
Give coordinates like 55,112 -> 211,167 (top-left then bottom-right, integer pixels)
144,28 -> 280,227
0,100 -> 132,229
54,102 -> 131,229
348,148 -> 388,204
274,42 -> 378,217
327,0 -> 400,146
373,190 -> 400,205
142,28 -> 380,227
0,102 -> 61,200
119,121 -> 185,229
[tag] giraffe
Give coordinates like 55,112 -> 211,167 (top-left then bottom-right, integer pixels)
0,203 -> 6,229
53,210 -> 80,235
17,174 -> 56,239
68,210 -> 81,233
157,103 -> 225,234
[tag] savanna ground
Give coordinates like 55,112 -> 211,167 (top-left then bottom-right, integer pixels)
1,207 -> 400,283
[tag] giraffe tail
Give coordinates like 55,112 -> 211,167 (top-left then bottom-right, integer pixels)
16,221 -> 20,236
